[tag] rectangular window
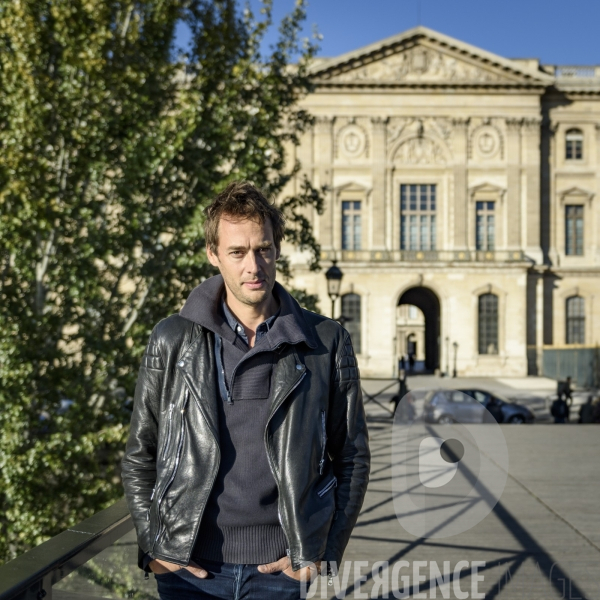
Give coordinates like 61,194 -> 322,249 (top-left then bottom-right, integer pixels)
478,294 -> 499,355
341,201 -> 361,250
565,205 -> 583,256
566,296 -> 585,344
475,201 -> 495,251
400,184 -> 436,250
565,130 -> 583,160
342,294 -> 361,354
566,140 -> 583,160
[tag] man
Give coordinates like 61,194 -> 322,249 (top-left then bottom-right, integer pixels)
551,394 -> 570,424
558,376 -> 573,406
121,181 -> 370,599
578,396 -> 594,424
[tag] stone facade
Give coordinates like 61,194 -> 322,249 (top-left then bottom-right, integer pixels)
281,27 -> 600,379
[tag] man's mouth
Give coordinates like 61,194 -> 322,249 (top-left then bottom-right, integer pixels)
243,279 -> 266,290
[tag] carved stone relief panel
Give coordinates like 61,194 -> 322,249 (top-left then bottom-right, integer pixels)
387,118 -> 452,164
469,122 -> 504,160
432,118 -> 453,141
326,45 -> 505,84
394,137 -> 447,165
335,120 -> 369,160
386,118 -> 411,147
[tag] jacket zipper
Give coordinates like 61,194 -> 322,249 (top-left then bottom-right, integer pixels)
317,476 -> 337,498
215,335 -> 232,404
152,388 -> 189,549
147,486 -> 157,521
187,393 -> 221,555
319,409 -> 327,475
265,368 -> 307,557
162,404 -> 175,459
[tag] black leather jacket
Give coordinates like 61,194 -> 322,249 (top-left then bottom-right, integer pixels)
121,296 -> 370,571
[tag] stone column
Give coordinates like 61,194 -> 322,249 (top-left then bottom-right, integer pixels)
536,269 -> 544,375
506,118 -> 522,250
522,118 -> 543,263
371,117 -> 388,250
539,119 -> 552,265
314,116 -> 335,250
546,122 -> 560,266
596,124 -> 600,263
452,118 -> 469,250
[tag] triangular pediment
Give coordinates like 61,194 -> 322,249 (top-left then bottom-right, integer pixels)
311,27 -> 553,88
558,186 -> 594,202
334,182 -> 369,193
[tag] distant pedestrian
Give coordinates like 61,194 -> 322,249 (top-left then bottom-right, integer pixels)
560,376 -> 573,406
551,396 -> 570,424
593,398 -> 600,423
408,353 -> 415,374
391,370 -> 408,417
486,396 -> 504,424
578,396 -> 594,424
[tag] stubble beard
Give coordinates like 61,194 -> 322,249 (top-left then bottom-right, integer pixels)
226,272 -> 276,309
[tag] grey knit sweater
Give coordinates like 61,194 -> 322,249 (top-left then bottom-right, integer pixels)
177,275 -> 312,564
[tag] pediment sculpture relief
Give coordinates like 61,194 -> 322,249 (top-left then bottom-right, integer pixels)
388,118 -> 454,158
325,46 -> 505,84
394,137 -> 447,165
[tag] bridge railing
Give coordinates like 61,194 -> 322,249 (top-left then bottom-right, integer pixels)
0,498 -> 153,600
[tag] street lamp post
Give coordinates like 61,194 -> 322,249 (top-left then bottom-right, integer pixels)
452,341 -> 458,378
325,260 -> 343,320
445,336 -> 450,376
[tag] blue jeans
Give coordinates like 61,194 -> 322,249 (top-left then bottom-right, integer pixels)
155,559 -> 309,600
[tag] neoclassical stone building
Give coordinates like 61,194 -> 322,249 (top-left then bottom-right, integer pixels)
282,27 -> 600,379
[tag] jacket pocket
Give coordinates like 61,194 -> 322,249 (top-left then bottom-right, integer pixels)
317,476 -> 337,498
161,404 -> 175,459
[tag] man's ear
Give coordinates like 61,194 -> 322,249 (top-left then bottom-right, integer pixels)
207,245 -> 220,268
275,246 -> 281,261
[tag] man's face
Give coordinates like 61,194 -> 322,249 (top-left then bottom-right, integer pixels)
207,215 -> 279,309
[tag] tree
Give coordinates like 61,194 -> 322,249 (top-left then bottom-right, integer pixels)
0,0 -> 322,563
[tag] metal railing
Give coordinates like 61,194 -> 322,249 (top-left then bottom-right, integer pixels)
320,249 -> 526,263
555,66 -> 599,78
0,499 -> 132,600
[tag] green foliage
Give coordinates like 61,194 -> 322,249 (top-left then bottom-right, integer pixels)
0,0 -> 322,563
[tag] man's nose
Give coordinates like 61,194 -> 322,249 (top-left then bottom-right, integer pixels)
244,251 -> 260,274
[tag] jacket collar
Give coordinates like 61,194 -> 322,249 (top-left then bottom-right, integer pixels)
179,274 -> 317,350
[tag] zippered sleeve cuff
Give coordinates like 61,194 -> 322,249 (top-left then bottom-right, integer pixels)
138,545 -> 154,572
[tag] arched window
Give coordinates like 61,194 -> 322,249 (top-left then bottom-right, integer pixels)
566,296 -> 585,344
478,293 -> 498,355
565,129 -> 583,160
341,293 -> 361,354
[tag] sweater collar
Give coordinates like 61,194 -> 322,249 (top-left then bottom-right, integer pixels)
179,274 -> 317,350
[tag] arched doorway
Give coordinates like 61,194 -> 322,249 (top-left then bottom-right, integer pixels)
397,287 -> 441,373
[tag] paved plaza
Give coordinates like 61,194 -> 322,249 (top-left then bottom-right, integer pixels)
55,376 -> 599,599
329,388 -> 600,600
362,374 -> 594,423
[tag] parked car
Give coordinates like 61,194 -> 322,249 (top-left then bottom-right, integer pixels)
423,389 -> 535,424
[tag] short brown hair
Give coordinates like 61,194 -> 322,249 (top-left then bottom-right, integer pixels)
203,181 -> 285,253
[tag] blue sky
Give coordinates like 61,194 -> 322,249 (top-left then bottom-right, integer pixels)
178,0 -> 600,65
